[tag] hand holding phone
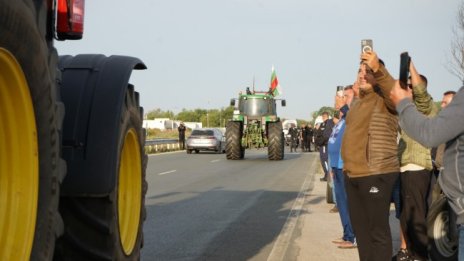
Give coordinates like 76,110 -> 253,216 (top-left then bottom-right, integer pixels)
399,52 -> 411,90
361,39 -> 373,53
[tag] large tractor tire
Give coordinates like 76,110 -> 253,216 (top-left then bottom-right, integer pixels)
427,194 -> 458,261
226,121 -> 244,160
0,1 -> 65,260
267,122 -> 284,160
54,86 -> 147,261
54,56 -> 147,260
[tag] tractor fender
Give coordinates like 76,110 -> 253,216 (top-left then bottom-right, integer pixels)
58,54 -> 146,196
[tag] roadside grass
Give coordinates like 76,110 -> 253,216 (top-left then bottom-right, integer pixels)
146,128 -> 192,140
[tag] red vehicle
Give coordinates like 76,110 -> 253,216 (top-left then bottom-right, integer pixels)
0,0 -> 147,260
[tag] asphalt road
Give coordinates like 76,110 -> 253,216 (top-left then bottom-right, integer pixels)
142,148 -> 319,261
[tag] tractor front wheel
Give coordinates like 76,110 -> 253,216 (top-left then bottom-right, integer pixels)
226,121 -> 243,160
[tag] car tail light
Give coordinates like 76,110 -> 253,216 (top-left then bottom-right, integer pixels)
56,0 -> 85,40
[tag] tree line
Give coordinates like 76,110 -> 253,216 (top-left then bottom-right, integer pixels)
146,107 -> 322,128
146,107 -> 235,128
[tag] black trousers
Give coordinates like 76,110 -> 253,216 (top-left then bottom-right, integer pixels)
345,172 -> 399,261
400,169 -> 432,260
318,145 -> 329,178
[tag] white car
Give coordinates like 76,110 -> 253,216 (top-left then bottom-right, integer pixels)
186,128 -> 225,154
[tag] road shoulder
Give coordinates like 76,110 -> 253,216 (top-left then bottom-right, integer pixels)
294,167 -> 401,261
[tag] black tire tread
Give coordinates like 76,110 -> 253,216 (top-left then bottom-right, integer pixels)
1,1 -> 65,260
226,121 -> 243,160
267,122 -> 284,160
54,87 -> 147,261
427,195 -> 458,261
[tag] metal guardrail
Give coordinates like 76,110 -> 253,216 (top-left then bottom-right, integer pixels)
145,139 -> 178,145
144,139 -> 180,154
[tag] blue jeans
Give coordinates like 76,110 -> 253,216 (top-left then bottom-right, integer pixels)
459,224 -> 464,261
331,176 -> 337,205
333,168 -> 355,242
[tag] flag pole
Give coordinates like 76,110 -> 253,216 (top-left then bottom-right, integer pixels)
252,75 -> 255,93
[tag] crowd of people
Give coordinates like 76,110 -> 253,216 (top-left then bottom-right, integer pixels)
314,49 -> 464,261
287,122 -> 315,153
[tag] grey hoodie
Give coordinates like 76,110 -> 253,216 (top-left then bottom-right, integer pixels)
396,86 -> 464,224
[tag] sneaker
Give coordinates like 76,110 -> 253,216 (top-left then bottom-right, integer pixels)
320,177 -> 327,182
337,241 -> 357,249
331,238 -> 345,244
393,248 -> 410,261
329,206 -> 339,213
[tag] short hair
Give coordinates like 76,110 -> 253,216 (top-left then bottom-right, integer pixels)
419,74 -> 428,85
443,90 -> 456,96
344,85 -> 353,90
322,111 -> 329,116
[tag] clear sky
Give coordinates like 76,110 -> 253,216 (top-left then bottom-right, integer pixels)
56,0 -> 462,120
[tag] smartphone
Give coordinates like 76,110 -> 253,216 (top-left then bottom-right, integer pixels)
336,86 -> 344,97
399,52 -> 411,89
361,39 -> 373,53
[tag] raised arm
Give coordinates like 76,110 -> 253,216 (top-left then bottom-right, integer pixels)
409,60 -> 436,115
361,51 -> 396,112
391,82 -> 464,147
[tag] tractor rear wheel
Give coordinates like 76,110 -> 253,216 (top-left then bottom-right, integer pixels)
226,121 -> 243,160
268,122 -> 284,160
54,87 -> 147,260
0,1 -> 65,260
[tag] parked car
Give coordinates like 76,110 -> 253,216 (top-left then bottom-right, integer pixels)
186,128 -> 225,154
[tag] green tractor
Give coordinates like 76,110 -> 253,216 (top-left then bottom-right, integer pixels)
226,91 -> 286,160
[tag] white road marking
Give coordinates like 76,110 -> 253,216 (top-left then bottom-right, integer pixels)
210,159 -> 221,163
158,170 -> 177,176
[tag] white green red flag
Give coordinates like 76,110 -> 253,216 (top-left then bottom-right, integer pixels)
269,66 -> 282,97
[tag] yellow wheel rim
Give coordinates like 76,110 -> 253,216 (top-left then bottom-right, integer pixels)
118,128 -> 142,255
0,48 -> 38,260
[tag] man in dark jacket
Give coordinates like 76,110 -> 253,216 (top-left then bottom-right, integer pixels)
305,123 -> 314,152
178,122 -> 186,150
288,124 -> 299,152
300,123 -> 308,152
315,111 -> 334,181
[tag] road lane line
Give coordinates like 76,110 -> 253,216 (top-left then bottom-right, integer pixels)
210,159 -> 221,163
158,170 -> 177,176
266,165 -> 313,261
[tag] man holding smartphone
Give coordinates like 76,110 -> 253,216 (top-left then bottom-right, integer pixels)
395,59 -> 437,261
390,74 -> 464,261
341,50 -> 400,261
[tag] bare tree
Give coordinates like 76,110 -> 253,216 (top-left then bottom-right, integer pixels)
447,1 -> 464,84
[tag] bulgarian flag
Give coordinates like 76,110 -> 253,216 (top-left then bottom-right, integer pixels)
269,66 -> 282,97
